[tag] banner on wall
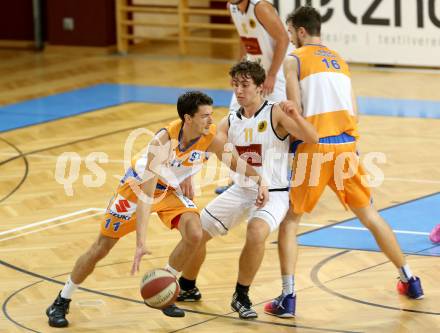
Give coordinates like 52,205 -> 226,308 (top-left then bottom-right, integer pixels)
278,0 -> 440,67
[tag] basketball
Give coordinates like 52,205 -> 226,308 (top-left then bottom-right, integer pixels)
140,269 -> 180,309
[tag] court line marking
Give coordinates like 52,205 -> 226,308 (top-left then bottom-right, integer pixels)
0,246 -> 59,253
310,249 -> 440,316
0,207 -> 104,237
0,211 -> 105,243
300,223 -> 430,235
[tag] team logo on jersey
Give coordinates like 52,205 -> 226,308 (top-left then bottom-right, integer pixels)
249,19 -> 256,29
188,150 -> 203,163
115,199 -> 130,213
108,195 -> 136,220
258,120 -> 267,133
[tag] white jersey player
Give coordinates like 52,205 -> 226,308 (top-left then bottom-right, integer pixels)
228,0 -> 290,110
227,100 -> 290,191
178,60 -> 318,319
205,100 -> 291,237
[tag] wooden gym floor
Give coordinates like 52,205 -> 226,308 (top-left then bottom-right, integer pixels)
0,47 -> 439,333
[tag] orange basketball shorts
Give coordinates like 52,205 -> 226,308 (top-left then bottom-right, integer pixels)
101,181 -> 199,238
290,139 -> 371,214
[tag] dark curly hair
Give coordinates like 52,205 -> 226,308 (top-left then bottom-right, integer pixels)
229,60 -> 266,86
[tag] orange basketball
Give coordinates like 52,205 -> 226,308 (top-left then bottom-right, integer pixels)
140,268 -> 180,309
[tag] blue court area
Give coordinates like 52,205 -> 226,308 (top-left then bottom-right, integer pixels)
1,83 -> 440,132
0,84 -> 231,132
298,192 -> 440,257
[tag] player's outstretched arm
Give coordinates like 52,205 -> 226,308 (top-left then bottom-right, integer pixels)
274,103 -> 319,143
207,117 -> 269,208
131,131 -> 172,275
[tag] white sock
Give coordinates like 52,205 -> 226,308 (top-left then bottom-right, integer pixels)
164,264 -> 180,277
282,275 -> 295,296
60,276 -> 79,299
398,264 -> 413,283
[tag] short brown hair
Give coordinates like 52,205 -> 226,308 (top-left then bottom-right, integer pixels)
286,6 -> 321,36
177,91 -> 213,122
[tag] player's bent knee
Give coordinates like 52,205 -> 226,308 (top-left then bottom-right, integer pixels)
179,215 -> 203,246
184,227 -> 203,246
353,206 -> 383,230
246,221 -> 270,244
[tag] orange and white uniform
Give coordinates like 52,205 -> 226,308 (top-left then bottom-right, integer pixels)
289,44 -> 371,214
101,119 -> 216,238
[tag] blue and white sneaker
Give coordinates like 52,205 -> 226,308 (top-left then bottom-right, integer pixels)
231,292 -> 258,319
397,277 -> 424,300
264,293 -> 296,318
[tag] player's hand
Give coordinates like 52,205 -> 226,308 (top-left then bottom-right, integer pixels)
255,181 -> 269,208
279,100 -> 300,118
262,74 -> 276,96
131,245 -> 152,275
179,176 -> 194,200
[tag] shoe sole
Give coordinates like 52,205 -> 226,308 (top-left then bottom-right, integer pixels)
48,320 -> 69,328
161,310 -> 185,318
46,307 -> 69,327
177,289 -> 202,302
397,290 -> 424,300
230,306 -> 258,319
412,294 -> 424,300
264,310 -> 295,318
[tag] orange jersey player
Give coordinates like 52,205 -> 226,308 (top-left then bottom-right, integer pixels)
264,6 -> 424,319
46,91 -> 269,327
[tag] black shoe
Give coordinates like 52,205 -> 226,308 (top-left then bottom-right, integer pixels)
177,287 -> 202,302
161,304 -> 185,317
230,292 -> 258,319
46,292 -> 71,327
